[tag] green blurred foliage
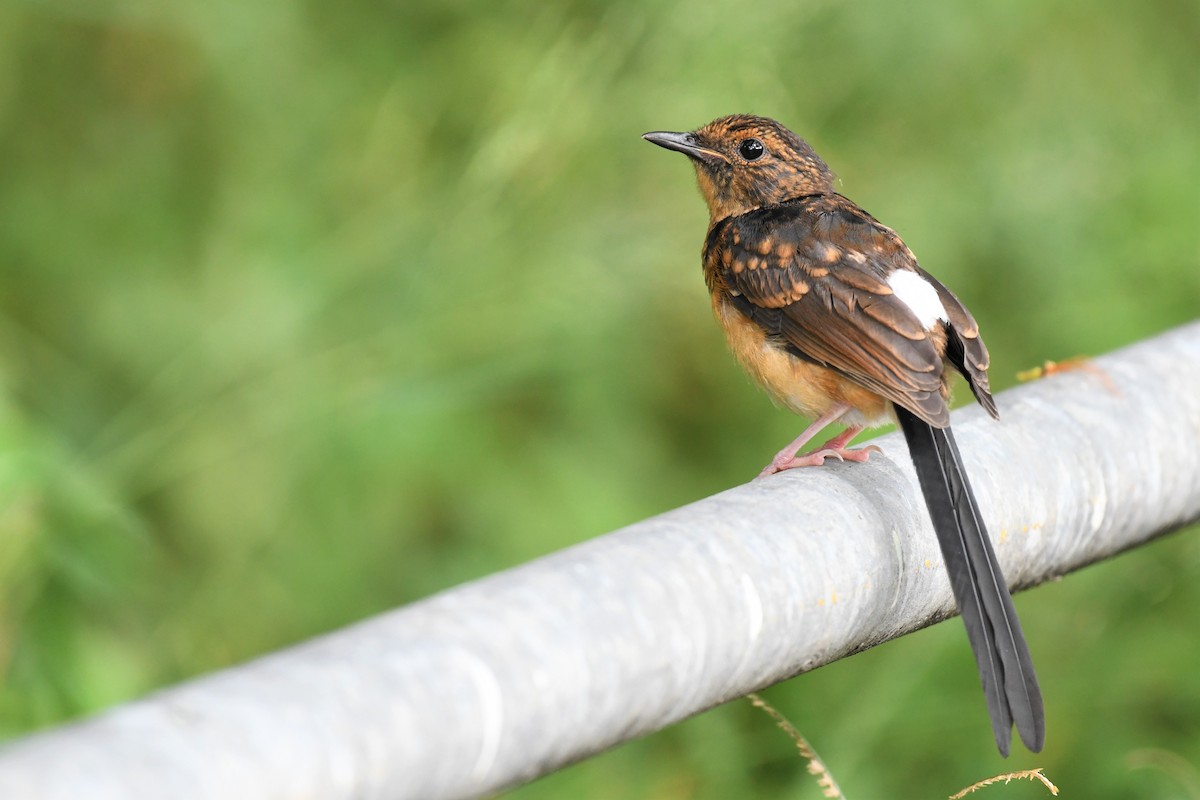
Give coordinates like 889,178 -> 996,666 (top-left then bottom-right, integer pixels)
1,0 -> 1198,796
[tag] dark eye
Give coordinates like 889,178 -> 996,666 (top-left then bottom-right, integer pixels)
738,138 -> 765,161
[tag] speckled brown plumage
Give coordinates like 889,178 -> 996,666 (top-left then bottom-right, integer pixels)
702,193 -> 997,428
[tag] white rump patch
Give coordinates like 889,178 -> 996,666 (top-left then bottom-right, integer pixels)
887,270 -> 948,329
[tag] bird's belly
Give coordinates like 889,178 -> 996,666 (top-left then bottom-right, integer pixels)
713,296 -> 890,426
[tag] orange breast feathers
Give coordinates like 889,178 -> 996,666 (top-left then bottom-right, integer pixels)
711,294 -> 892,427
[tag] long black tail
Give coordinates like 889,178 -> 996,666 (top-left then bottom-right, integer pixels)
895,406 -> 1044,756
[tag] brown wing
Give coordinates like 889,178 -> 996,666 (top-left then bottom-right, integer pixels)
921,266 -> 998,419
704,195 -> 994,427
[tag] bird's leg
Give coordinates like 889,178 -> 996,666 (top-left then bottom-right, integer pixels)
757,403 -> 881,478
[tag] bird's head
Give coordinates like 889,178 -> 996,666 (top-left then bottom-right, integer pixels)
643,114 -> 835,223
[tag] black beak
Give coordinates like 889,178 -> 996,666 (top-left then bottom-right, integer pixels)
642,131 -> 727,164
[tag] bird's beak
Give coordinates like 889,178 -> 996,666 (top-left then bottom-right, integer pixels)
642,131 -> 727,164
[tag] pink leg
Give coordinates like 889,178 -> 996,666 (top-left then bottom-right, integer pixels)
756,404 -> 882,479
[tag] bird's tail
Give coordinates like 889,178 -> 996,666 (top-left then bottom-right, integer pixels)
895,406 -> 1045,756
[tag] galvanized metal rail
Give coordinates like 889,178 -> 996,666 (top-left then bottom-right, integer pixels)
2,322 -> 1199,800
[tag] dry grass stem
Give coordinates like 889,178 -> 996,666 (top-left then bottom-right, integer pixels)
747,693 -> 845,799
948,768 -> 1059,799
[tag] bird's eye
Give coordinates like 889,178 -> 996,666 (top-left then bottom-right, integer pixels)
738,138 -> 765,161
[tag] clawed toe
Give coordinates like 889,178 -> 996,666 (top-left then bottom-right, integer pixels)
756,444 -> 880,478
837,444 -> 881,463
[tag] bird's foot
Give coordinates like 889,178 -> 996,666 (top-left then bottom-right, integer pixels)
756,443 -> 882,478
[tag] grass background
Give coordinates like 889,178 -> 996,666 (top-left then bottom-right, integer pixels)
1,0 -> 1198,796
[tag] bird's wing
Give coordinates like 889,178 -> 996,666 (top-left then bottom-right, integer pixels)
923,265 -> 998,419
704,195 -> 994,427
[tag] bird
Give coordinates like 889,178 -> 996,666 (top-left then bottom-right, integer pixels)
643,114 -> 1044,756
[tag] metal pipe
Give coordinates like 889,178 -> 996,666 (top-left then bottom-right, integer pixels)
3,322 -> 1199,800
